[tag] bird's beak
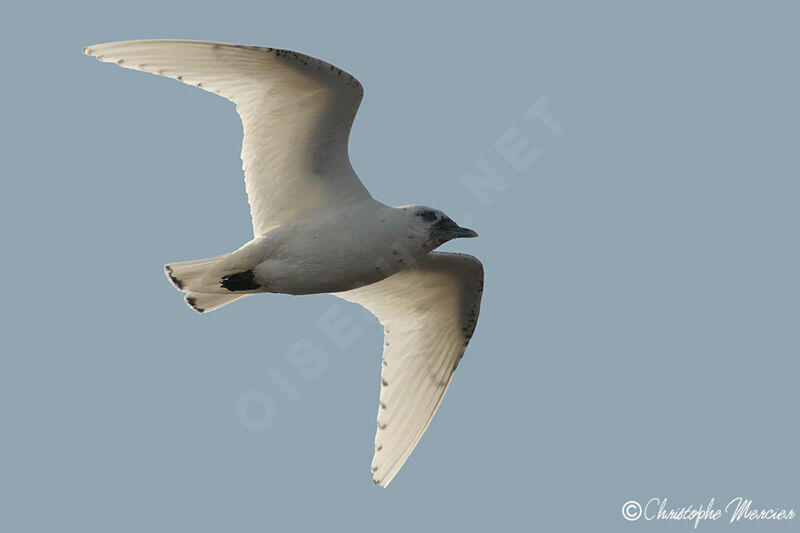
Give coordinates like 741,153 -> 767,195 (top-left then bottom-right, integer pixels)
452,226 -> 478,238
439,219 -> 478,239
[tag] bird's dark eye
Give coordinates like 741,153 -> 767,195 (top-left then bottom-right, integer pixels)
417,209 -> 437,222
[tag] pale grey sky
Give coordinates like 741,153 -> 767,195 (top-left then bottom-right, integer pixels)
1,1 -> 798,531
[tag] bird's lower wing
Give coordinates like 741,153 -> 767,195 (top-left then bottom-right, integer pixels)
83,40 -> 371,234
333,252 -> 484,486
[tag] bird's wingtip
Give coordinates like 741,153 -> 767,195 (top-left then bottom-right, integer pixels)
82,44 -> 104,58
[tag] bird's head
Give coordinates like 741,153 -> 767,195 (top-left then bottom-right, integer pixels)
400,205 -> 478,247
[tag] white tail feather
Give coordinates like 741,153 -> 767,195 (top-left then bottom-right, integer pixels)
184,292 -> 247,313
164,254 -> 228,292
164,254 -> 249,313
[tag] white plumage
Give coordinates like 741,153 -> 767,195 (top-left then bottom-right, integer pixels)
84,40 -> 484,486
334,253 -> 483,486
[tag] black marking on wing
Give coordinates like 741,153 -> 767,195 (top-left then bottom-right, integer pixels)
220,270 -> 260,291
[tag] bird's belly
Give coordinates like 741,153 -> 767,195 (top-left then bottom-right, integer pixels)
253,247 -> 413,295
249,210 -> 432,295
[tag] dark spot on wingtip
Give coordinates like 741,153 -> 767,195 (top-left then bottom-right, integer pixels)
220,269 -> 260,291
165,266 -> 184,289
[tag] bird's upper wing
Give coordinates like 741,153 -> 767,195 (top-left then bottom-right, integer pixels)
333,252 -> 484,486
83,40 -> 371,234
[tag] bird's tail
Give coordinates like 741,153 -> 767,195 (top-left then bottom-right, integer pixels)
164,254 -> 248,313
183,291 -> 247,314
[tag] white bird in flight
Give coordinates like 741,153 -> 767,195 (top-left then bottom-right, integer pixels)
83,40 -> 484,487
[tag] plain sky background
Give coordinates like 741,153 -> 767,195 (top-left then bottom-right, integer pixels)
1,1 -> 798,531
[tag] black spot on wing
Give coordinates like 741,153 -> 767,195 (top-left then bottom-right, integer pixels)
220,270 -> 260,291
